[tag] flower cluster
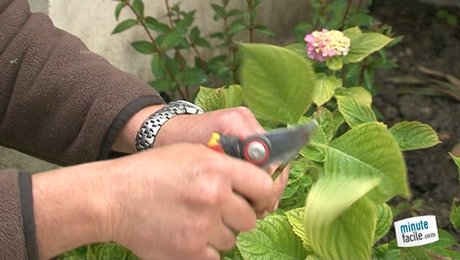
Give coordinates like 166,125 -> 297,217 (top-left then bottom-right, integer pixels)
304,29 -> 350,62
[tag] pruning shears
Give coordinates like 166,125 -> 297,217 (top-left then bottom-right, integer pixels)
207,122 -> 316,178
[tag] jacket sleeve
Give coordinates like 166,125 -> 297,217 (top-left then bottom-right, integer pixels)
0,0 -> 164,166
0,170 -> 37,260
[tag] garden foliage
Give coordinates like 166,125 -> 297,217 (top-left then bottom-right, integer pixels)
59,0 -> 460,259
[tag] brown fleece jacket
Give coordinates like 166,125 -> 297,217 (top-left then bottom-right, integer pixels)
0,0 -> 164,258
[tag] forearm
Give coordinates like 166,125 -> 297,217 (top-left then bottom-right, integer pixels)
33,162 -> 113,259
0,0 -> 163,165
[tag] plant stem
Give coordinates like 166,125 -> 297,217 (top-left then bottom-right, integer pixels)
222,8 -> 238,84
246,0 -> 255,42
164,0 -> 174,28
189,41 -> 207,71
357,0 -> 363,12
339,0 -> 353,31
126,2 -> 186,99
164,0 -> 207,100
313,0 -> 327,30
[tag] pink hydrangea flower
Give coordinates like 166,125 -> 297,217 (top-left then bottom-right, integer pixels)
304,29 -> 350,62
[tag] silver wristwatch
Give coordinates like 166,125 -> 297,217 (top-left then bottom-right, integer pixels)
135,100 -> 204,151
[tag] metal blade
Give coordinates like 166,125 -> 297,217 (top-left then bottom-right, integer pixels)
264,121 -> 317,165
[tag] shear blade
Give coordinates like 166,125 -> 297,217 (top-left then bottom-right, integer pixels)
263,122 -> 316,166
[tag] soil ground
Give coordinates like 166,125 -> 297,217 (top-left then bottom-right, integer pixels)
370,0 -> 460,241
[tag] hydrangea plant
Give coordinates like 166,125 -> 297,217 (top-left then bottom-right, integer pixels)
304,29 -> 350,62
195,27 -> 460,260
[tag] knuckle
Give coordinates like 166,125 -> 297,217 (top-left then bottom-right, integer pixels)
198,183 -> 221,206
183,221 -> 208,253
234,106 -> 255,121
234,106 -> 252,116
185,238 -> 205,254
224,106 -> 253,122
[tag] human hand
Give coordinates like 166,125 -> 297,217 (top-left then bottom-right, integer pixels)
155,106 -> 264,146
107,143 -> 275,260
113,106 -> 289,214
156,107 -> 290,214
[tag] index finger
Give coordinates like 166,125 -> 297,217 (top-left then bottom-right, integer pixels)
219,155 -> 275,211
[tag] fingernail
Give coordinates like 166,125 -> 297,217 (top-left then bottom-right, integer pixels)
272,198 -> 280,211
261,210 -> 269,218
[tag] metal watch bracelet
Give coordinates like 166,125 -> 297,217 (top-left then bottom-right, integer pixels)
135,100 -> 203,151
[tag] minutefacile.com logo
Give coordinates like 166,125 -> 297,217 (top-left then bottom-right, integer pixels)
394,215 -> 439,247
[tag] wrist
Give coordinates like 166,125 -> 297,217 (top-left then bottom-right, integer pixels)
135,100 -> 203,151
112,105 -> 165,153
33,161 -> 113,258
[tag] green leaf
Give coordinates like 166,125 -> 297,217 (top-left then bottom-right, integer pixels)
179,68 -> 207,86
211,4 -> 226,20
132,0 -> 144,17
239,43 -> 316,124
336,96 -> 377,127
335,86 -> 372,107
348,13 -> 374,27
151,53 -> 165,78
194,38 -> 211,48
89,243 -> 135,260
450,200 -> 460,230
58,246 -> 87,259
58,243 -> 138,260
149,79 -> 174,92
157,29 -> 186,50
313,74 -> 342,107
426,229 -> 459,249
389,121 -> 440,151
428,247 -> 460,259
449,153 -> 460,180
312,107 -> 335,142
227,9 -> 244,17
313,122 -> 410,203
305,174 -> 379,230
222,247 -> 244,260
130,41 -> 155,54
301,131 -> 327,162
228,19 -> 247,34
284,43 -> 307,59
194,85 -> 243,112
190,26 -> 200,43
112,19 -> 137,34
114,2 -> 125,21
237,213 -> 308,260
343,32 -> 393,63
210,31 -> 224,40
299,112 -> 336,162
305,194 -> 377,260
326,56 -> 343,71
286,208 -> 312,252
374,203 -> 393,242
400,247 -> 445,260
145,17 -> 170,33
176,11 -> 195,29
189,27 -> 211,48
332,109 -> 345,134
279,157 -> 315,211
254,24 -> 275,36
305,255 -> 321,260
343,26 -> 363,40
